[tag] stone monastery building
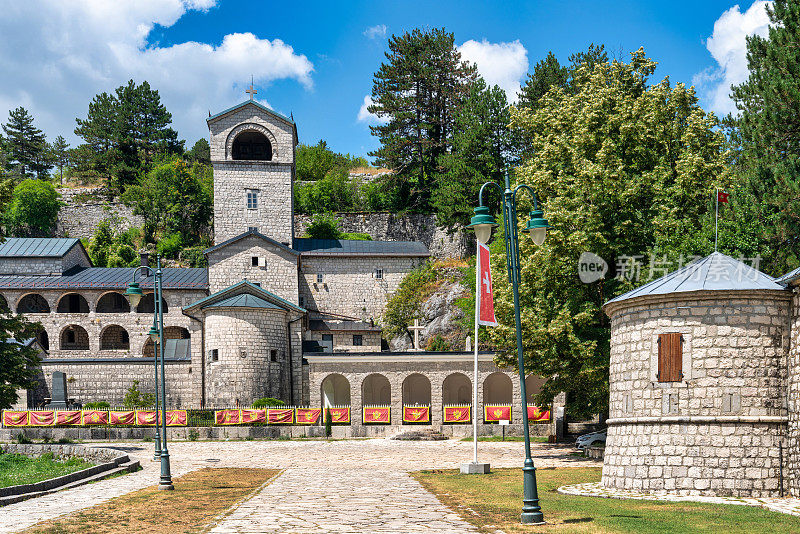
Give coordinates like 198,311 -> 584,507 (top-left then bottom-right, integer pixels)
0,99 -> 534,428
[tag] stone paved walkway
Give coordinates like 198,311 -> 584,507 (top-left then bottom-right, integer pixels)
558,481 -> 800,517
2,439 -> 593,533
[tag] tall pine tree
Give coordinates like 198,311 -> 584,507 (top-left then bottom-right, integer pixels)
2,107 -> 48,179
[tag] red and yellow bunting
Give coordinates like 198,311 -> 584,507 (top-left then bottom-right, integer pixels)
484,405 -> 511,422
443,406 -> 471,423
29,410 -> 55,427
215,409 -> 241,425
109,411 -> 136,425
363,407 -> 390,424
267,408 -> 294,424
55,411 -> 81,426
82,410 -> 108,426
166,410 -> 188,426
136,410 -> 158,426
295,408 -> 320,425
402,406 -> 430,423
527,406 -> 550,422
241,409 -> 266,424
3,411 -> 29,427
326,407 -> 350,424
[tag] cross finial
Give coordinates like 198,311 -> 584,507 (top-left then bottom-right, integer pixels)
246,75 -> 257,101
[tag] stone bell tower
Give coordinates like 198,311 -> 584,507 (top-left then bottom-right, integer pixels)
206,87 -> 298,246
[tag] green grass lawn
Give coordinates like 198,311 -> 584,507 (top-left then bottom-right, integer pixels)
412,467 -> 800,533
459,436 -> 550,443
0,452 -> 94,488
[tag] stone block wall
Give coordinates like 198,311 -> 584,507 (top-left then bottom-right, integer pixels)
306,330 -> 382,352
787,289 -> 800,497
602,290 -> 791,497
56,202 -> 143,240
0,257 -> 65,276
299,256 -> 424,320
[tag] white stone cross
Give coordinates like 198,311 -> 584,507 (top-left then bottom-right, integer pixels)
409,318 -> 424,352
246,77 -> 257,101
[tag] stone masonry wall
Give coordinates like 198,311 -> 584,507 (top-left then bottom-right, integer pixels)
55,186 -> 143,239
306,330 -> 382,352
787,289 -> 800,497
295,213 -> 469,260
299,256 -> 424,320
602,290 -> 791,497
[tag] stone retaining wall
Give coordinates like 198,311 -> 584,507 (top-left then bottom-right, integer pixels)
55,187 -> 143,239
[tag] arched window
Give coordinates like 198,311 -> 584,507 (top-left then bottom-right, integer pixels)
143,326 -> 190,357
136,293 -> 169,314
483,372 -> 513,405
57,293 -> 90,313
232,130 -> 272,161
17,294 -> 50,314
96,292 -> 130,313
321,373 -> 350,408
36,329 -> 49,351
525,374 -> 546,403
100,325 -> 130,350
361,373 -> 391,405
61,325 -> 89,350
442,373 -> 472,405
0,293 -> 7,312
402,373 -> 431,406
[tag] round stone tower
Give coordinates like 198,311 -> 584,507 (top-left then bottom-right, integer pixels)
602,252 -> 790,497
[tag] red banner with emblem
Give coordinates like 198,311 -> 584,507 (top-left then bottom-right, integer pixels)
136,410 -> 158,426
484,405 -> 511,422
443,406 -> 471,423
402,406 -> 430,423
166,410 -> 188,426
109,411 -> 136,425
267,408 -> 294,424
2,411 -> 28,427
56,410 -> 81,426
326,407 -> 350,424
527,406 -> 550,422
215,409 -> 241,425
363,407 -> 390,424
295,408 -> 320,425
82,410 -> 108,426
29,411 -> 55,427
241,409 -> 266,424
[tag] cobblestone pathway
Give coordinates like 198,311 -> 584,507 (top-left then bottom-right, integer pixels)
2,439 -> 593,533
558,481 -> 800,517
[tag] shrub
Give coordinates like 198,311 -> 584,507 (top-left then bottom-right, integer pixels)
14,433 -> 32,444
340,232 -> 372,241
304,213 -> 341,239
157,232 -> 183,258
83,401 -> 110,409
382,262 -> 440,339
188,429 -> 199,442
3,179 -> 63,237
426,334 -> 451,352
123,380 -> 155,409
252,397 -> 285,408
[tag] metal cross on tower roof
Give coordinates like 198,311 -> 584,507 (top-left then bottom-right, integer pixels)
246,76 -> 257,101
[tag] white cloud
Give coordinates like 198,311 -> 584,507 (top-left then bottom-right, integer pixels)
357,95 -> 388,125
694,1 -> 772,115
364,24 -> 387,40
0,0 -> 313,145
457,39 -> 528,103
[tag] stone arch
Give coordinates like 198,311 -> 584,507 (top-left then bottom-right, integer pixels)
226,123 -> 278,161
100,324 -> 130,350
361,373 -> 391,405
17,293 -> 50,314
321,373 -> 350,408
442,372 -> 472,405
96,292 -> 130,313
36,328 -> 49,351
525,374 -> 546,403
402,373 -> 431,406
143,326 -> 190,358
483,372 -> 513,404
136,293 -> 169,314
0,293 -> 7,311
61,325 -> 89,350
56,293 -> 90,313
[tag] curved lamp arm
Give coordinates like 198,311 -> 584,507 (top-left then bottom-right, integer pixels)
478,181 -> 505,207
513,184 -> 541,210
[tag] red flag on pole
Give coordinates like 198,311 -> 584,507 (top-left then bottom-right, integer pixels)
717,190 -> 729,203
477,242 -> 498,327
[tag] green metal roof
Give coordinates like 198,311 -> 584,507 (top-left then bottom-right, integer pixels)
0,238 -> 82,258
183,279 -> 306,315
207,100 -> 295,127
293,238 -> 429,257
205,293 -> 283,310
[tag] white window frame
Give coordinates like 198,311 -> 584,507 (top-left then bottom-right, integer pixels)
246,189 -> 259,210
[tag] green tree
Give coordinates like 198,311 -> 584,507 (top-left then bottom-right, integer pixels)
296,140 -> 369,181
368,28 -> 478,211
491,49 -> 728,418
85,220 -> 140,268
0,301 -> 43,410
4,179 -> 63,237
186,138 -> 210,164
295,168 -> 356,213
433,79 -> 519,229
728,0 -> 800,274
74,91 -> 118,180
49,135 -> 70,184
2,107 -> 48,179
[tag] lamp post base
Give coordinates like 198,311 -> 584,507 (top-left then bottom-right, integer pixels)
460,462 -> 491,474
158,483 -> 174,491
520,514 -> 545,525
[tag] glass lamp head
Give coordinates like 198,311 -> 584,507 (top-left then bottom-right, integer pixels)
522,209 -> 550,246
468,206 -> 499,244
124,282 -> 143,308
148,325 -> 160,343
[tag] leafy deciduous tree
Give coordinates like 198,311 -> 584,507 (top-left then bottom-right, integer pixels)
3,179 -> 62,237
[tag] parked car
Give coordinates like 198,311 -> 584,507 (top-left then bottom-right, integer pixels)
575,429 -> 606,449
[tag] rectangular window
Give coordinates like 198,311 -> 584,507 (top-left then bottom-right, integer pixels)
248,226 -> 259,233
251,256 -> 259,267
316,273 -> 324,283
375,268 -> 383,280
322,334 -> 333,342
353,334 -> 363,346
246,189 -> 258,209
210,349 -> 219,362
657,333 -> 683,382
270,349 -> 278,362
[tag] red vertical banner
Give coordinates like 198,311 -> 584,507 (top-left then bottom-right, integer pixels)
82,410 -> 108,426
29,411 -> 55,427
527,406 -> 550,422
241,409 -> 266,424
267,408 -> 294,424
55,411 -> 81,426
295,408 -> 320,424
477,242 -> 498,326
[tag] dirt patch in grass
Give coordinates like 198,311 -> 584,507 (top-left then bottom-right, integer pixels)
25,468 -> 279,534
0,452 -> 94,488
412,467 -> 800,533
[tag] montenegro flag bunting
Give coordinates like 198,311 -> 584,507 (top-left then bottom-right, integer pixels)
326,407 -> 350,424
166,410 -> 188,426
109,411 -> 136,425
215,409 -> 242,425
295,408 -> 321,425
363,407 -> 390,424
527,406 -> 550,422
241,409 -> 266,424
2,411 -> 29,427
135,410 -> 158,426
82,410 -> 109,426
402,406 -> 430,423
267,408 -> 294,424
443,406 -> 471,423
29,411 -> 55,427
484,405 -> 511,422
55,411 -> 81,426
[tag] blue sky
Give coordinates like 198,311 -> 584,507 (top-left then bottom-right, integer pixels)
0,1 -> 773,161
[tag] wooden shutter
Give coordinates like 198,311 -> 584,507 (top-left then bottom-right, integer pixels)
658,333 -> 683,382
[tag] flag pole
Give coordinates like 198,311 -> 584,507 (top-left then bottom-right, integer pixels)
715,187 -> 719,252
473,252 -> 480,465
